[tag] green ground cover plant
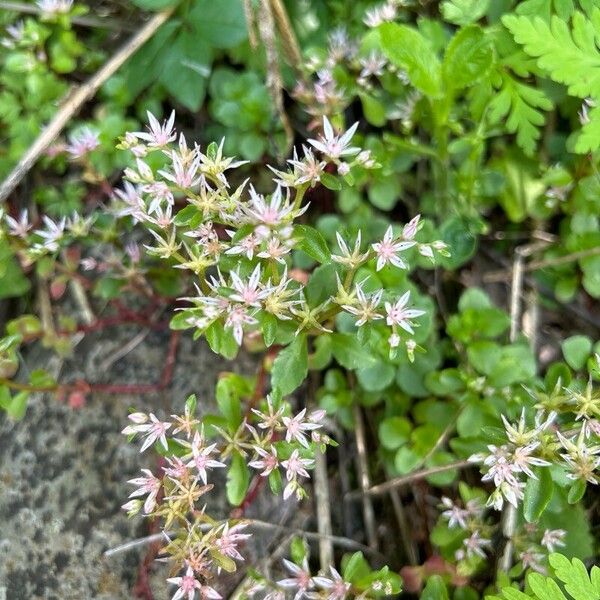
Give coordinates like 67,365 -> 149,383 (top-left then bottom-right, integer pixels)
1,0 -> 599,598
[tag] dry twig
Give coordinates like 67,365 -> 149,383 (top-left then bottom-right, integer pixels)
257,0 -> 294,157
347,460 -> 471,500
353,405 -> 378,549
314,447 -> 334,569
104,518 -> 378,558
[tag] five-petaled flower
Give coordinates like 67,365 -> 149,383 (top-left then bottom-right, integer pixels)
372,225 -> 416,271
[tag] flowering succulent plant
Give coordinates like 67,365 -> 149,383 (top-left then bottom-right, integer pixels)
4,1 -> 600,597
112,111 -> 449,597
114,113 -> 447,364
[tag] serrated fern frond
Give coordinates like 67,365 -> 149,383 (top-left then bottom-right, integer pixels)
503,10 -> 600,99
488,72 -> 553,155
486,554 -> 600,600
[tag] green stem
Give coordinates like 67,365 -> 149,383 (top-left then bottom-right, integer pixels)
0,378 -> 57,393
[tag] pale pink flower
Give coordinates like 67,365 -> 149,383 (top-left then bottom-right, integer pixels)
313,566 -> 351,599
308,117 -> 360,160
2,21 -> 24,49
277,558 -> 315,599
337,162 -> 350,176
511,443 -> 551,478
215,522 -> 251,561
163,456 -> 190,482
342,283 -> 383,326
463,530 -> 491,559
229,265 -> 269,306
520,548 -> 546,574
113,181 -> 145,223
66,127 -> 100,158
359,51 -> 387,78
403,215 -> 420,240
388,332 -> 400,348
282,408 -> 322,448
285,146 -> 326,187
281,449 -> 313,481
145,181 -> 174,213
225,305 -> 258,345
251,396 -> 285,430
248,445 -> 279,476
257,237 -> 293,263
35,215 -> 66,251
187,431 -> 225,485
159,152 -> 201,188
122,412 -> 172,452
125,241 -> 141,263
127,468 -> 161,514
384,291 -> 425,334
81,257 -> 97,271
440,497 -> 469,530
226,232 -> 261,260
37,0 -> 72,15
5,209 -> 31,237
363,2 -> 397,27
145,204 -> 173,229
372,225 -> 415,271
479,445 -> 519,488
167,566 -> 219,600
135,110 -> 176,147
244,186 -> 301,227
541,529 -> 566,552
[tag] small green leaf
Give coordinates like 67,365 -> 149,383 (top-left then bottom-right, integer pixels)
271,335 -> 308,395
209,548 -> 237,572
342,552 -> 370,583
0,240 -> 30,299
527,572 -> 568,600
442,25 -> 494,90
357,361 -> 395,391
261,313 -> 278,347
523,467 -> 554,523
320,172 -> 342,191
379,23 -> 442,97
226,451 -> 250,506
561,335 -> 592,370
189,0 -> 248,49
441,0 -> 490,25
549,554 -> 599,600
268,468 -> 283,495
290,537 -> 308,564
567,479 -> 587,504
438,216 -> 477,269
309,335 -> 332,371
420,575 -> 449,600
295,225 -> 331,264
94,277 -> 125,300
359,92 -> 387,126
216,373 -> 249,433
331,334 -> 377,370
378,416 -> 411,450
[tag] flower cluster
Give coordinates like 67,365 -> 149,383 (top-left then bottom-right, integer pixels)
245,551 -> 400,599
438,493 -> 566,573
121,392 -> 332,598
469,409 -> 555,511
113,112 -> 446,360
470,374 -> 600,511
1,209 -> 94,257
